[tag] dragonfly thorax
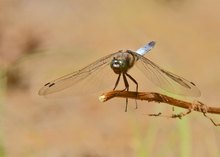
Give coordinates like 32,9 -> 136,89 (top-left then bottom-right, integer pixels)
110,50 -> 135,74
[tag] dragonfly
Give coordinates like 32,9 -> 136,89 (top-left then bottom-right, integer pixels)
39,41 -> 201,111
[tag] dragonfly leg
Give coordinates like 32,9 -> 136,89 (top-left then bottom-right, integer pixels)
122,73 -> 129,112
113,73 -> 121,90
125,73 -> 138,92
125,73 -> 139,109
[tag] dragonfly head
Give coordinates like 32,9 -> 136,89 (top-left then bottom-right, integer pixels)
110,57 -> 130,74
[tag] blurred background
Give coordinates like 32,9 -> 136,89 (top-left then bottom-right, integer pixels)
1,0 -> 220,156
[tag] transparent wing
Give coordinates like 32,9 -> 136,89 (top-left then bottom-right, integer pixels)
38,52 -> 119,96
133,52 -> 201,97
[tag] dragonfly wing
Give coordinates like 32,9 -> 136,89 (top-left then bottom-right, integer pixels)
133,52 -> 201,97
38,52 -> 118,96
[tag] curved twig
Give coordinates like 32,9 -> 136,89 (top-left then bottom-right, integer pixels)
99,90 -> 220,126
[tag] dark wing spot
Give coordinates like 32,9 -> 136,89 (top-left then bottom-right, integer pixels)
190,82 -> 196,86
48,83 -> 55,87
44,82 -> 50,86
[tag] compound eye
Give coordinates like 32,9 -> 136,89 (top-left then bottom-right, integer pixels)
111,60 -> 119,68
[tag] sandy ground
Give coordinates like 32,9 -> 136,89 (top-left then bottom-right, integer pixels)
1,0 -> 220,157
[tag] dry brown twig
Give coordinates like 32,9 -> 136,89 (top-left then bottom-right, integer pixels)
99,90 -> 220,126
